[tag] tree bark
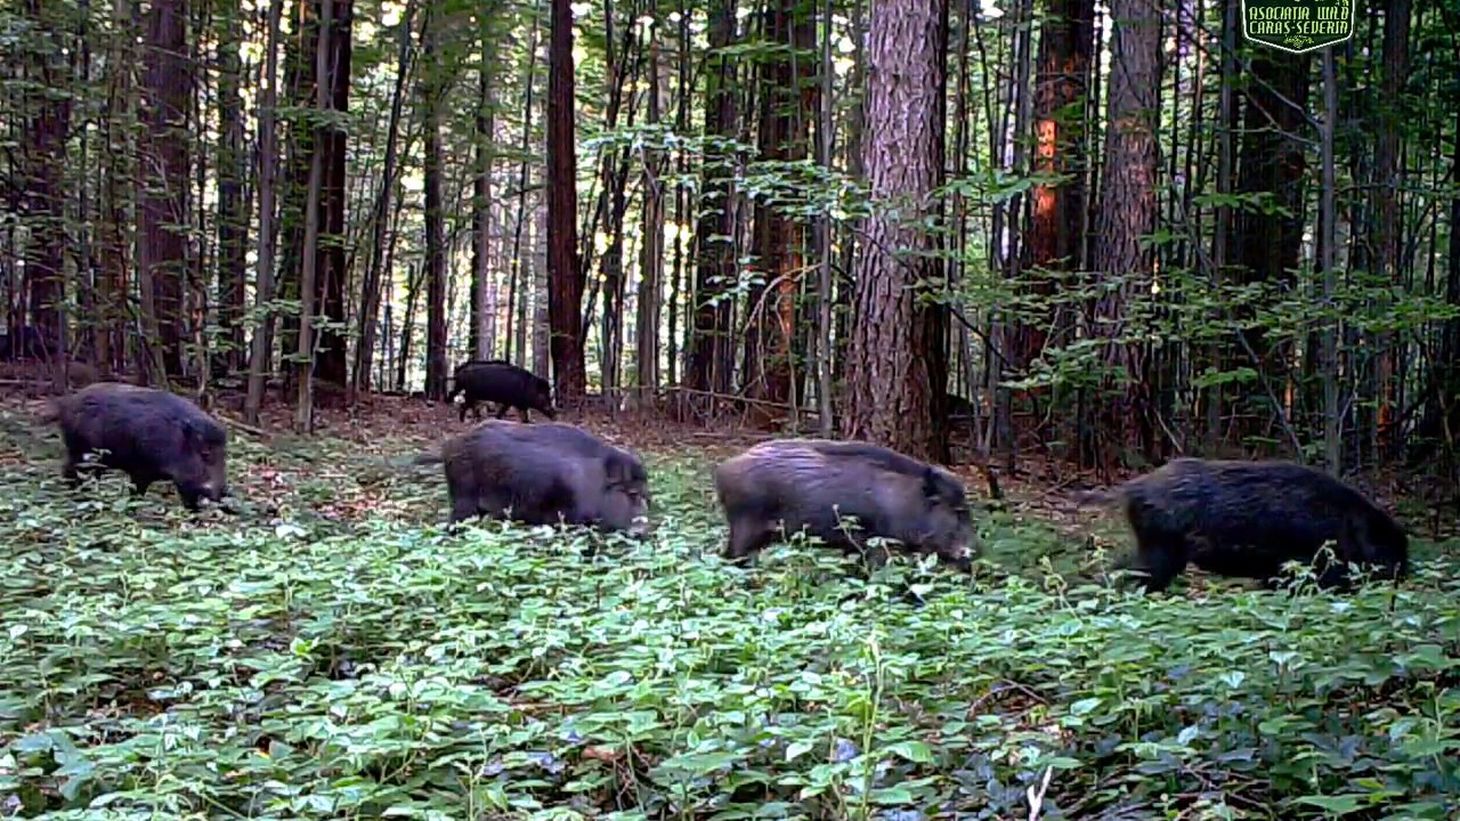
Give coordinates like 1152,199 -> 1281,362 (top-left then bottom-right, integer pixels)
742,0 -> 812,415
1089,0 -> 1160,467
245,0 -> 285,424
686,0 -> 738,397
1320,47 -> 1341,473
20,0 -> 72,366
314,0 -> 353,387
1371,0 -> 1411,456
636,15 -> 665,405
137,0 -> 190,379
547,0 -> 586,400
216,0 -> 249,374
533,196 -> 551,376
422,4 -> 450,400
1233,47 -> 1309,438
294,0 -> 333,432
1023,0 -> 1093,365
472,24 -> 498,359
842,0 -> 949,461
98,0 -> 136,378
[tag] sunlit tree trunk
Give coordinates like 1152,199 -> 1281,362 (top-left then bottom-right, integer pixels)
1023,0 -> 1092,368
547,0 -> 585,399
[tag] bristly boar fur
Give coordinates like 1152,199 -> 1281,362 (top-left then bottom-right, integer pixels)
45,382 -> 230,511
713,438 -> 975,571
1082,458 -> 1408,593
426,420 -> 649,535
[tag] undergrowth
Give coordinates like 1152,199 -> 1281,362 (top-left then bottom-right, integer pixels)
1,409 -> 1457,819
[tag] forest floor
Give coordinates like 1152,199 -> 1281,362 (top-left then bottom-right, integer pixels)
1,382 -> 1458,818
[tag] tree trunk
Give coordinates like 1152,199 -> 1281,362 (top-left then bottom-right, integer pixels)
635,17 -> 665,405
396,262 -> 423,391
547,0 -> 586,400
842,0 -> 948,461
20,0 -> 72,366
1023,0 -> 1093,365
742,0 -> 812,416
687,0 -> 738,398
1233,48 -> 1309,441
1089,0 -> 1160,468
216,0 -> 249,374
99,0 -> 136,378
137,0 -> 190,380
295,0 -> 336,432
533,197 -> 551,377
352,0 -> 415,395
245,0 -> 285,424
1320,47 -> 1341,473
315,0 -> 353,387
422,8 -> 450,401
814,0 -> 834,436
1371,0 -> 1411,457
472,26 -> 498,360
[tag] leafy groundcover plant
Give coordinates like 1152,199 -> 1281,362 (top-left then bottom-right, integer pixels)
0,418 -> 1457,819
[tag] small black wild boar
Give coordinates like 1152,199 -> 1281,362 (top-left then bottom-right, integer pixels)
417,420 -> 650,535
42,382 -> 230,510
448,360 -> 555,423
713,439 -> 975,570
1083,458 -> 1409,592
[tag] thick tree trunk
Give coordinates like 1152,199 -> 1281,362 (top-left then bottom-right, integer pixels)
216,1 -> 249,374
99,0 -> 136,378
21,0 -> 72,366
294,0 -> 334,432
843,0 -> 948,461
742,0 -> 812,415
1089,0 -> 1160,468
1371,0 -> 1411,456
1233,47 -> 1309,442
137,0 -> 190,379
687,0 -> 738,398
245,0 -> 285,424
1023,0 -> 1093,366
547,0 -> 586,400
314,0 -> 353,387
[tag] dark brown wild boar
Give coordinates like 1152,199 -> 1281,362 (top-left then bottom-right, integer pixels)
713,439 -> 976,571
1080,458 -> 1409,593
416,420 -> 649,535
43,382 -> 230,510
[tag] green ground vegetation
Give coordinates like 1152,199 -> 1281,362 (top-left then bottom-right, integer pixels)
1,408 -> 1457,819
